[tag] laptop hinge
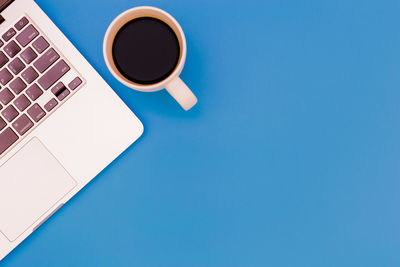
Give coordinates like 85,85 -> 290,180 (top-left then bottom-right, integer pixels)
0,0 -> 14,13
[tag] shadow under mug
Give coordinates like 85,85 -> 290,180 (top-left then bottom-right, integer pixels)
103,6 -> 198,111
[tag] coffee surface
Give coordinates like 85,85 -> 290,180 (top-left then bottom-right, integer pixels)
112,17 -> 180,85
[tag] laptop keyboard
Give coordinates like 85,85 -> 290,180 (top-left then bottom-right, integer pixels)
0,16 -> 83,157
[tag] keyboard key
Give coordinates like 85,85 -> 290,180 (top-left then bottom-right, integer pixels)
51,82 -> 71,101
26,83 -> 42,101
0,51 -> 9,68
51,82 -> 65,95
16,25 -> 38,47
13,94 -> 30,111
4,40 -> 21,58
0,69 -> 13,86
21,67 -> 38,84
38,60 -> 70,90
32,36 -> 49,54
33,48 -> 59,73
0,88 -> 14,105
8,58 -> 25,75
0,117 -> 6,131
0,40 -> 4,48
12,114 -> 33,135
9,77 -> 26,94
57,88 -> 70,101
15,17 -> 29,31
2,105 -> 18,122
20,47 -> 37,64
27,104 -> 45,122
44,98 -> 57,112
0,128 -> 18,154
68,77 -> 82,90
2,28 -> 16,42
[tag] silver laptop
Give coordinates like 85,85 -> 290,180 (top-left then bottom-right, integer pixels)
0,0 -> 143,260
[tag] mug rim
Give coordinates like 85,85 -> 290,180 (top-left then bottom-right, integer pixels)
103,6 -> 187,92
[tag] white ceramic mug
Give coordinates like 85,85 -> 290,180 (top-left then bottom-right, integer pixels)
103,6 -> 197,111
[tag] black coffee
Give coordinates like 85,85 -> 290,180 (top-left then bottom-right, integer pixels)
112,17 -> 180,85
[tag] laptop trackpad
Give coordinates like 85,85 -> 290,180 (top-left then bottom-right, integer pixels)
0,138 -> 76,242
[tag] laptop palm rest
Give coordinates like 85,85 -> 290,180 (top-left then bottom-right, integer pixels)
0,138 -> 76,242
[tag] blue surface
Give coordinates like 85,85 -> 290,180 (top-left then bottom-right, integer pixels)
3,0 -> 400,266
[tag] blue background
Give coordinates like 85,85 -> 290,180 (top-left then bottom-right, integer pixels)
3,0 -> 400,266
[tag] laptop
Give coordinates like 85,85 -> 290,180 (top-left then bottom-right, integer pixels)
0,0 -> 143,260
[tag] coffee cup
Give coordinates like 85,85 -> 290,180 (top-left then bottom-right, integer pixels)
103,6 -> 197,111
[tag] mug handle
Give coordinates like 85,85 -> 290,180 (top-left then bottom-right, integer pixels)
165,77 -> 198,111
